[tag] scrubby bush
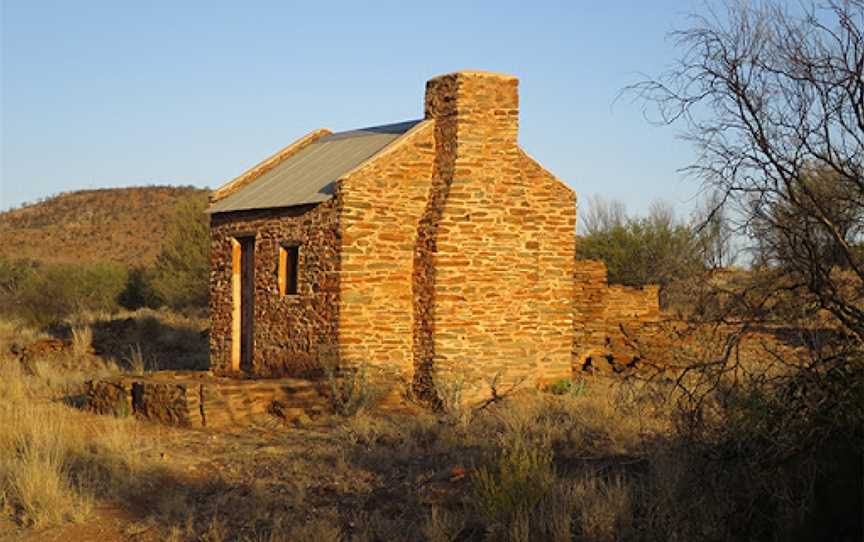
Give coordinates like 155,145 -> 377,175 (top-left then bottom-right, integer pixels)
117,266 -> 160,310
0,258 -> 35,316
149,194 -> 209,309
576,198 -> 704,292
10,262 -> 128,328
544,378 -> 585,397
472,441 -> 556,528
326,365 -> 369,416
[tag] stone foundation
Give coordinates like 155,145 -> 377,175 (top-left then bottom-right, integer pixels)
85,371 -> 327,428
85,379 -> 134,416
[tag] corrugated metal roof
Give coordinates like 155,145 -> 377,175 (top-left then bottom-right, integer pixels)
208,120 -> 421,214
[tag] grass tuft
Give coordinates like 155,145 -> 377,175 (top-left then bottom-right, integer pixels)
71,325 -> 93,358
472,439 -> 556,529
326,364 -> 369,417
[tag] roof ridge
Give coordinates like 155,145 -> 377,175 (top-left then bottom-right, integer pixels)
335,119 -> 433,183
322,120 -> 422,141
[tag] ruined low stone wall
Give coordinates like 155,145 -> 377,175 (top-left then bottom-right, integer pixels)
572,260 -> 662,373
201,378 -> 325,427
133,380 -> 202,426
85,372 -> 327,428
606,285 -> 662,337
572,260 -> 610,365
85,379 -> 133,416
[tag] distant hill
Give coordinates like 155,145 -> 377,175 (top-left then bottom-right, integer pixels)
0,186 -> 210,267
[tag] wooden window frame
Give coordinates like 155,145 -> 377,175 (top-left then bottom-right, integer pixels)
277,242 -> 300,297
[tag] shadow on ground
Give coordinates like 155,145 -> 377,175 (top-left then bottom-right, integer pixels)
51,313 -> 209,371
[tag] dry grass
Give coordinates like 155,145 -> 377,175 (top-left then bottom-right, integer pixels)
70,325 -> 92,358
446,382 -> 665,541
0,319 -> 48,347
126,343 -> 147,375
91,307 -> 208,371
0,339 -> 149,528
0,315 -> 859,540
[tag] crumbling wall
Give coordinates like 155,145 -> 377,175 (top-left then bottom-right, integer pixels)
603,284 -> 662,368
606,285 -> 662,334
85,379 -> 133,416
572,260 -> 609,364
85,372 -> 327,428
572,259 -> 662,372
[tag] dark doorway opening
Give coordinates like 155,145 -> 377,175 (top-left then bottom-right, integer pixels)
239,236 -> 255,373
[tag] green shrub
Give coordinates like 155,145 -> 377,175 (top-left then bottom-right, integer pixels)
545,378 -> 585,397
436,372 -> 469,424
150,194 -> 209,309
577,215 -> 701,290
118,266 -> 160,310
0,258 -> 36,317
11,262 -> 127,328
472,440 -> 556,527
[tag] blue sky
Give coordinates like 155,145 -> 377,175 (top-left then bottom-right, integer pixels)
1,0 -> 705,219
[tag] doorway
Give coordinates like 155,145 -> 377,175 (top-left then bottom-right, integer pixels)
231,235 -> 255,373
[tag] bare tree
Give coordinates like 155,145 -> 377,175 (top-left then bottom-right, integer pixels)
693,189 -> 736,269
576,196 -> 706,309
632,0 -> 864,340
579,194 -> 628,235
752,166 -> 864,268
624,6 -> 864,537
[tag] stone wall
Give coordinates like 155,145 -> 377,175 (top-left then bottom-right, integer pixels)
606,284 -> 662,332
85,379 -> 133,416
572,260 -> 610,364
209,202 -> 341,377
571,259 -> 662,372
337,121 -> 436,394
133,380 -> 202,426
85,372 -> 327,428
419,72 -> 577,401
603,284 -> 662,368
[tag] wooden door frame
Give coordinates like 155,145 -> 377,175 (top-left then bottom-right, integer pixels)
230,235 -> 255,373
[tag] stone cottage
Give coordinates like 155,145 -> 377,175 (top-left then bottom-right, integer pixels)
207,71 -> 659,402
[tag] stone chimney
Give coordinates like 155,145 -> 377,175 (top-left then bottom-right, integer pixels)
424,71 -> 519,147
